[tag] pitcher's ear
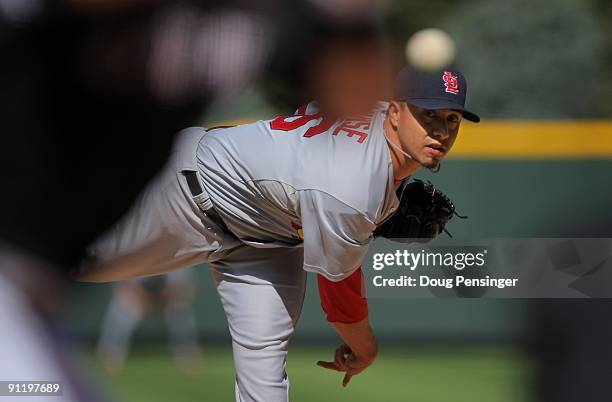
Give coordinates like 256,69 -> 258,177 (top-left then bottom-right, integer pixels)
387,101 -> 404,129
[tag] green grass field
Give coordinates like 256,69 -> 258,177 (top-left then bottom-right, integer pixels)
89,345 -> 531,402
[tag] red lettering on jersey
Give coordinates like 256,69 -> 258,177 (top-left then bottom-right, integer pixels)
270,114 -> 320,131
332,114 -> 373,143
270,105 -> 376,142
270,109 -> 333,139
304,118 -> 334,138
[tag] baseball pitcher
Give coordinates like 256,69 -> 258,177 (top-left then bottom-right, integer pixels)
76,66 -> 480,402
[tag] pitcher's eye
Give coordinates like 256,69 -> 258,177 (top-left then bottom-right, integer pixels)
425,110 -> 436,119
447,114 -> 460,123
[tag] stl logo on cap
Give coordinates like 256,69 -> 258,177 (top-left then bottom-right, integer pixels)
442,71 -> 459,95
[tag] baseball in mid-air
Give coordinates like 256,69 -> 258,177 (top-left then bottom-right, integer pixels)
405,28 -> 456,71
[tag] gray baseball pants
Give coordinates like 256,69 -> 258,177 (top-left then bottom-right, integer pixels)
76,128 -> 308,402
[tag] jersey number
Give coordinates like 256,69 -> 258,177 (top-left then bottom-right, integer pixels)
270,108 -> 333,138
270,105 -> 370,143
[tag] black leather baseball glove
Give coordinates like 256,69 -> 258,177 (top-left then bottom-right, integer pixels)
374,179 -> 464,242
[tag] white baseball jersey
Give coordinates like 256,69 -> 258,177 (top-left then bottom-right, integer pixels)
197,101 -> 400,281
80,102 -> 404,401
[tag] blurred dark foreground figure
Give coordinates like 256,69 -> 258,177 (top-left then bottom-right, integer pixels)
0,0 -> 391,270
529,222 -> 612,402
0,0 -> 274,398
531,300 -> 612,402
0,0 -> 391,399
0,0 -> 273,268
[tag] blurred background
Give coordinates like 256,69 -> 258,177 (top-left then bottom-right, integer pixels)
2,0 -> 612,401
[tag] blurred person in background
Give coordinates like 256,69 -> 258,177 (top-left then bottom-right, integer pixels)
263,0 -> 393,119
97,269 -> 202,375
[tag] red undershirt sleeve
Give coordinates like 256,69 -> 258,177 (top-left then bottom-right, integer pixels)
317,266 -> 368,324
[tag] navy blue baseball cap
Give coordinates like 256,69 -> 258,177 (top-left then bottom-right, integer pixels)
393,66 -> 480,123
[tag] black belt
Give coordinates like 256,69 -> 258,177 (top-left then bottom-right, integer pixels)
182,171 -> 213,209
181,171 -> 228,231
183,170 -> 204,198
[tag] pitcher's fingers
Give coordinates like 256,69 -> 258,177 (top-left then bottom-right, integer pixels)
334,348 -> 348,370
317,361 -> 343,372
342,373 -> 353,387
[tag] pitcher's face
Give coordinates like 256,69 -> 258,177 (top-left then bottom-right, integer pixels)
396,103 -> 462,168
